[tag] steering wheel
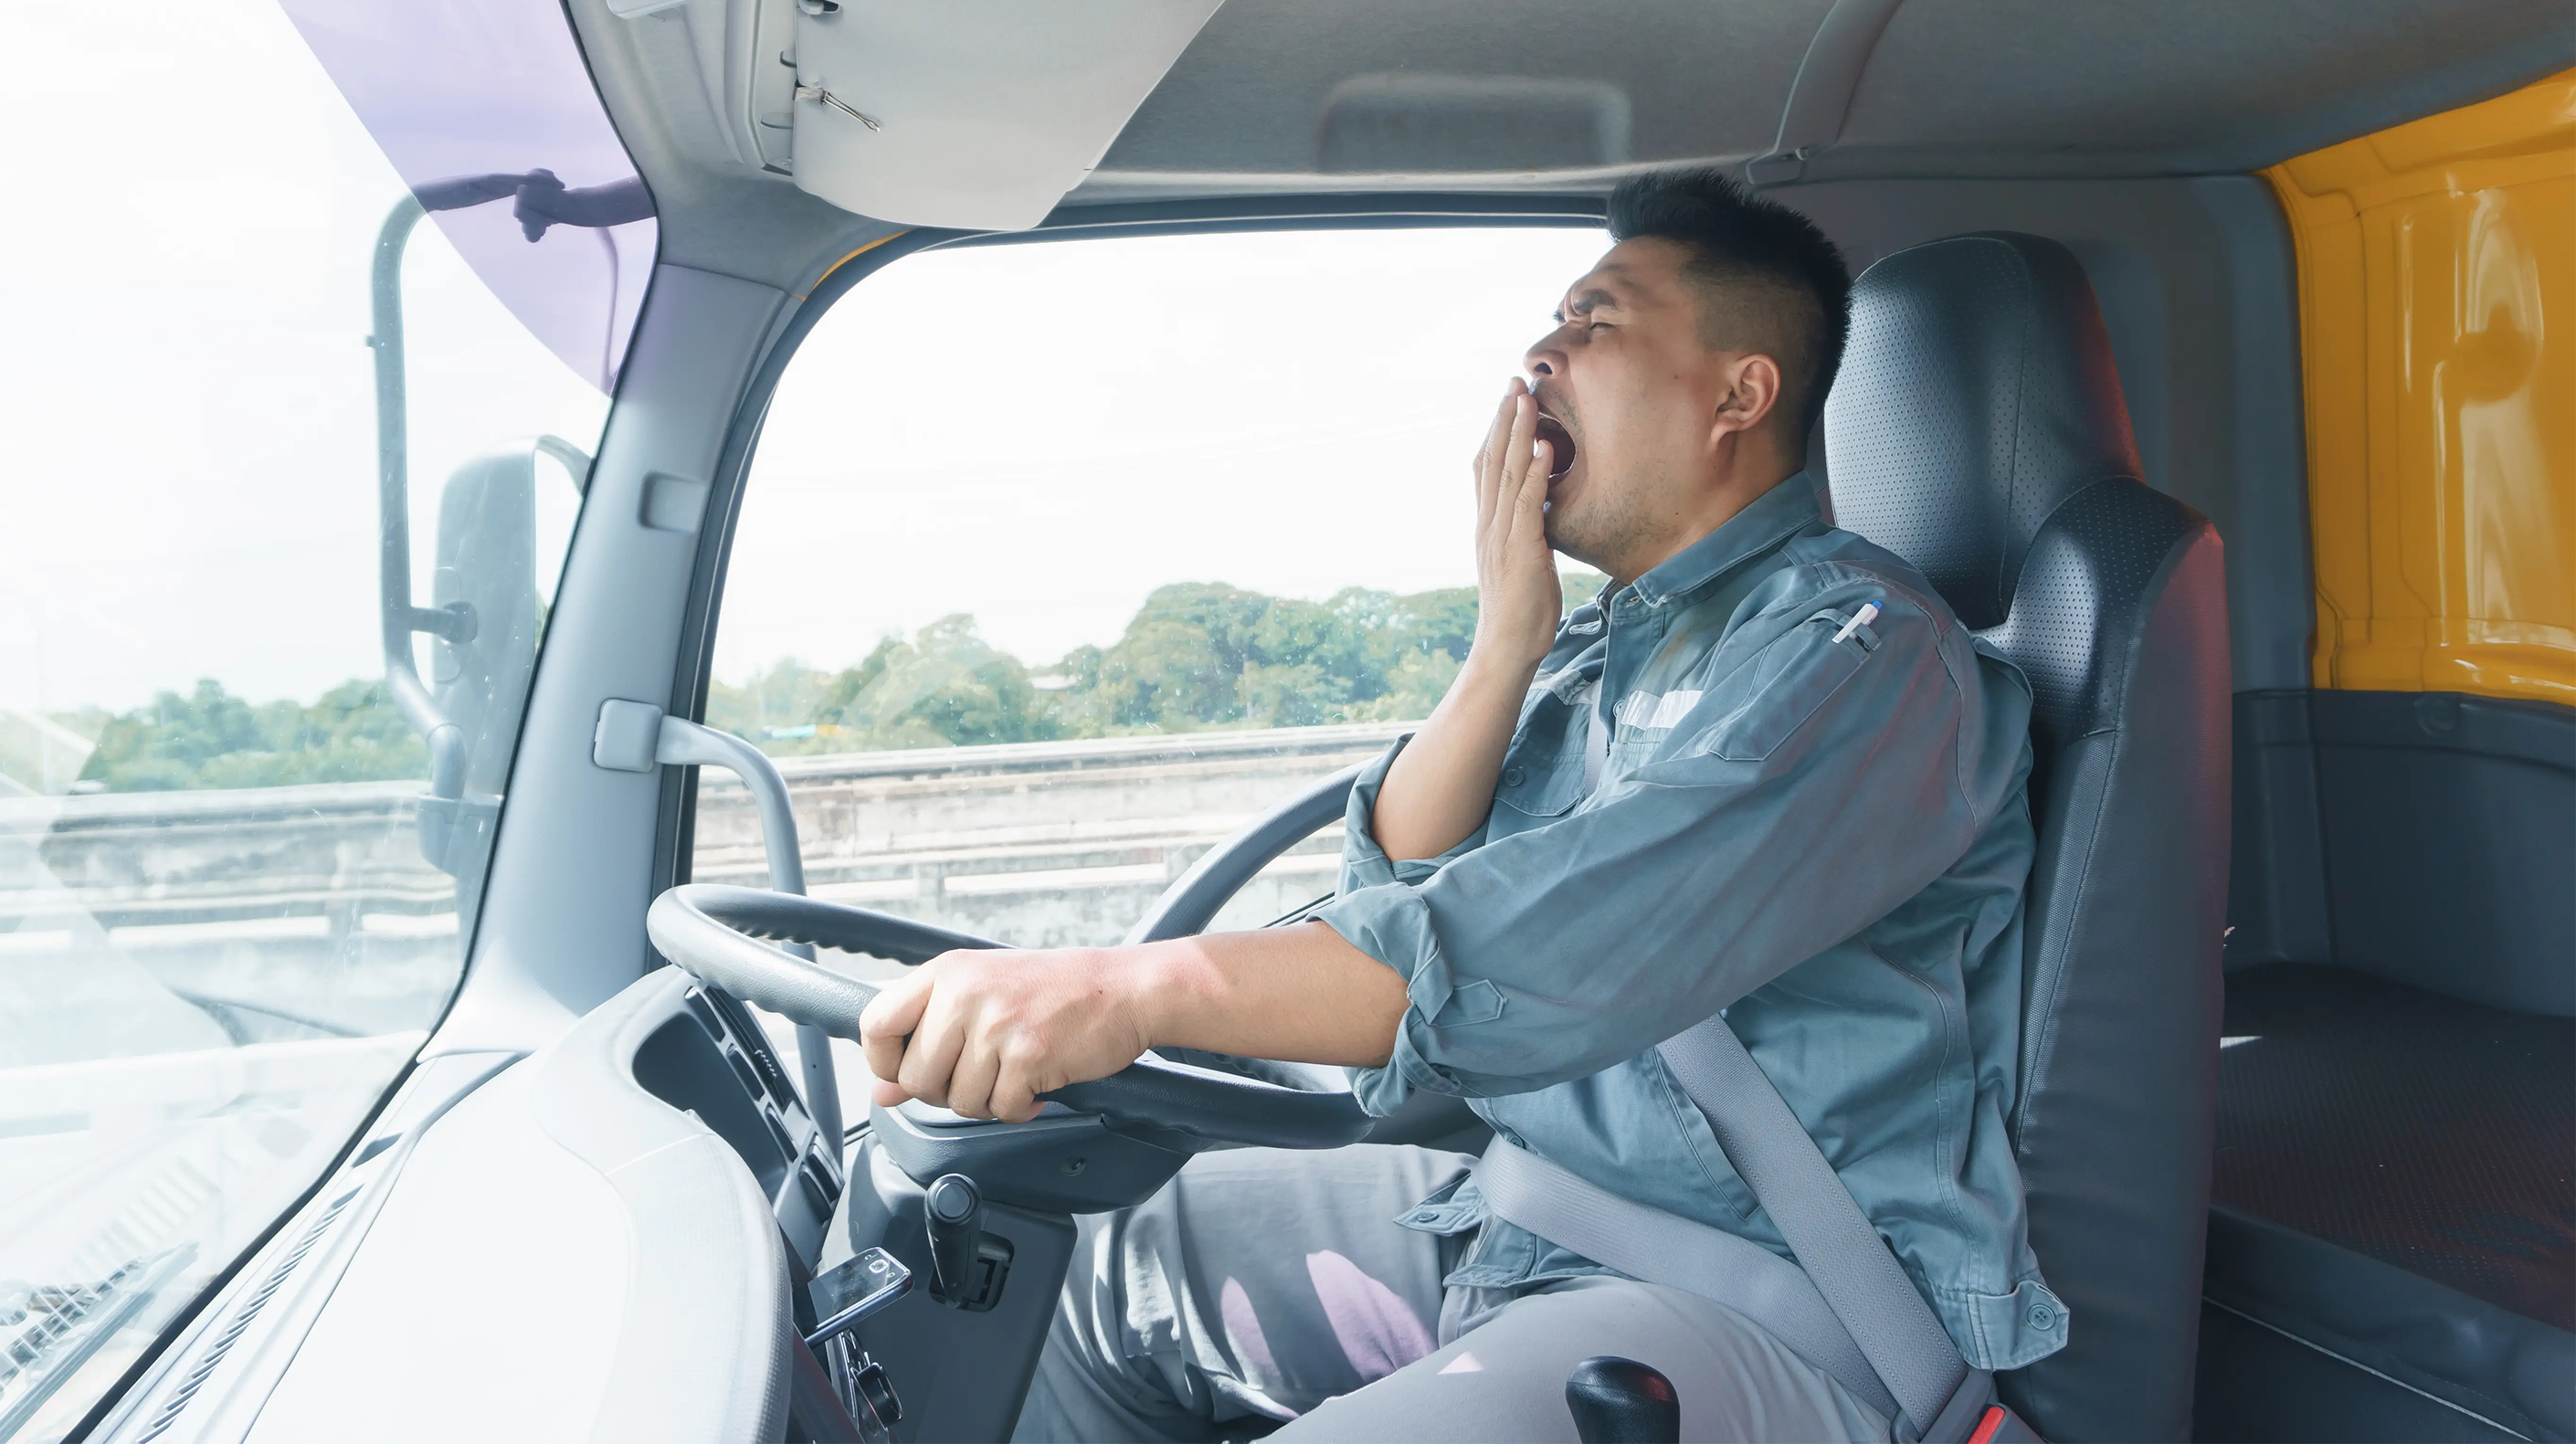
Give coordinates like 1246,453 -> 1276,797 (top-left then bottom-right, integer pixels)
644,764 -> 1374,1153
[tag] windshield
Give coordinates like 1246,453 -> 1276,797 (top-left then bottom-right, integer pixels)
0,1 -> 650,1436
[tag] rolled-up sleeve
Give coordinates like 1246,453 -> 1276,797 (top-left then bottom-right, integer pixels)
1316,583 -> 1988,1112
1335,733 -> 1489,894
1328,735 -> 1503,1112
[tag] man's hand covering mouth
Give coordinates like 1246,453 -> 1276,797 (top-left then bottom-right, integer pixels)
1534,409 -> 1578,480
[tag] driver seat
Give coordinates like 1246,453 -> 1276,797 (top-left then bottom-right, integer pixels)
1822,233 -> 2232,1442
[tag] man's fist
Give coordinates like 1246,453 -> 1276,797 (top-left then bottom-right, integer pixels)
858,946 -> 1156,1123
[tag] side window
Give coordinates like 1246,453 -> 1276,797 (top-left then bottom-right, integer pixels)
0,4 -> 649,1436
701,227 -> 1606,974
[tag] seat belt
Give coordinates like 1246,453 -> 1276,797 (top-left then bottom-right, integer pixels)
1474,1137 -> 1899,1421
1471,1016 -> 1998,1442
1657,1017 -> 1991,1440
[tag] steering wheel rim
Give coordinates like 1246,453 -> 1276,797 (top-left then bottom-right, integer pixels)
1124,762 -> 1366,944
644,880 -> 1375,1152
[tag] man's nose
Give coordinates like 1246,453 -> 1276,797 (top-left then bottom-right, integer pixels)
1525,336 -> 1563,379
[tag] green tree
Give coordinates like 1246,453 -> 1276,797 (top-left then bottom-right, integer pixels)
1043,580 -> 1489,735
708,654 -> 865,743
1069,583 -> 1272,732
859,615 -> 1061,748
77,566 -> 1621,787
218,679 -> 426,786
713,617 -> 1059,753
79,680 -> 264,790
78,679 -> 424,791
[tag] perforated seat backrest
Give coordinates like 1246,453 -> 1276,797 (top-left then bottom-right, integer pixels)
1824,233 -> 2233,1443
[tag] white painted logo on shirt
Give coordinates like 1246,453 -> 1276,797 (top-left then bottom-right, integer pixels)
1616,689 -> 1703,731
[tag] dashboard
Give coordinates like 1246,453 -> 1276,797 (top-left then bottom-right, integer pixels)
95,968 -> 810,1444
631,983 -> 844,1263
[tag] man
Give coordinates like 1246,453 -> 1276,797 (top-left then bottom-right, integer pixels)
859,168 -> 2065,1442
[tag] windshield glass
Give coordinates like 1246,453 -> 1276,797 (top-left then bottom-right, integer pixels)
0,2 -> 649,1436
703,226 -> 1607,1119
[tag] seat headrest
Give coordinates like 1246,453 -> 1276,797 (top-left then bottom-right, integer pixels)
1822,233 -> 2145,631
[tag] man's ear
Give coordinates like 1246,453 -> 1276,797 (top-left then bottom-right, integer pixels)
1708,352 -> 1783,443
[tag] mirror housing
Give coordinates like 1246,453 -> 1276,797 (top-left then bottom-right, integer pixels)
407,437 -> 587,884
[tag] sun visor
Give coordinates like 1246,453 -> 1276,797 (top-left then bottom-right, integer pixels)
787,0 -> 1222,231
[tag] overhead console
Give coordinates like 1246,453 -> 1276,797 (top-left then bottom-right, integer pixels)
598,0 -> 1223,229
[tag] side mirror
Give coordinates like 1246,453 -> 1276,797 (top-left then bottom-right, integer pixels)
406,436 -> 587,880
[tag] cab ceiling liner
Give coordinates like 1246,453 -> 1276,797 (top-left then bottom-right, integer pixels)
603,0 -> 1222,230
1074,0 -> 2574,194
565,0 -> 2575,289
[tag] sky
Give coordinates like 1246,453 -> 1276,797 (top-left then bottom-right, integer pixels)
721,225 -> 1610,679
0,0 -> 1611,717
0,0 -> 598,719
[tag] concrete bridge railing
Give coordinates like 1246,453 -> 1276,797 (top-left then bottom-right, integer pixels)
1,723 -> 1406,1055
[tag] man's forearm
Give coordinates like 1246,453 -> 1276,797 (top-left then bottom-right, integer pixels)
1132,921 -> 1409,1068
1370,652 -> 1538,860
858,921 -> 1408,1121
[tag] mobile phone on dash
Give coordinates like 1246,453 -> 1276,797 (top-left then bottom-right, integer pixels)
806,1247 -> 913,1347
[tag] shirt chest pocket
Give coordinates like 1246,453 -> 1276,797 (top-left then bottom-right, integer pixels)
1493,745 -> 1588,820
1707,607 -> 1876,763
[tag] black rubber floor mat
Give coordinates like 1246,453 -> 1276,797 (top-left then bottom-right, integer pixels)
2215,964 -> 2573,1330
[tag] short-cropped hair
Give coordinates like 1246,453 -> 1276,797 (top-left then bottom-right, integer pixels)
1606,167 -> 1853,437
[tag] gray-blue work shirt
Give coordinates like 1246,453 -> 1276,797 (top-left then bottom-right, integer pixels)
1312,475 -> 2071,1372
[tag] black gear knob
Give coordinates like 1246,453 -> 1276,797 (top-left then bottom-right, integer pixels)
1565,1356 -> 1680,1444
924,1173 -> 986,1305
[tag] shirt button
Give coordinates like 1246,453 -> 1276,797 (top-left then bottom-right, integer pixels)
1413,1211 -> 1439,1223
1502,766 -> 1526,787
2026,1302 -> 2057,1330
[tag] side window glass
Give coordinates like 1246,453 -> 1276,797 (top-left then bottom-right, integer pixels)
702,227 -> 1606,1006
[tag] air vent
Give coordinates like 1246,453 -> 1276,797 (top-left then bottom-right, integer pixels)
683,988 -> 728,1042
761,1107 -> 797,1172
799,1153 -> 841,1216
700,990 -> 797,1103
726,1048 -> 766,1103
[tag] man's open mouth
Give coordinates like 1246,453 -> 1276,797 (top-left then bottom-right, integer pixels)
1535,411 -> 1578,480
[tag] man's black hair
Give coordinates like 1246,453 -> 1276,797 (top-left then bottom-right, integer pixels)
1605,167 -> 1853,437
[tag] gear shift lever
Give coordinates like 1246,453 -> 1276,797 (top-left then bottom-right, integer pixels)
1566,1356 -> 1680,1444
924,1174 -> 985,1305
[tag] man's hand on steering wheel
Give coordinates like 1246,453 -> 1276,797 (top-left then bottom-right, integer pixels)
855,922 -> 1409,1123
860,947 -> 1155,1123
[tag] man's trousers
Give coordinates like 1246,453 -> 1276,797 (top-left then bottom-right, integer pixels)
1009,1144 -> 1892,1442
